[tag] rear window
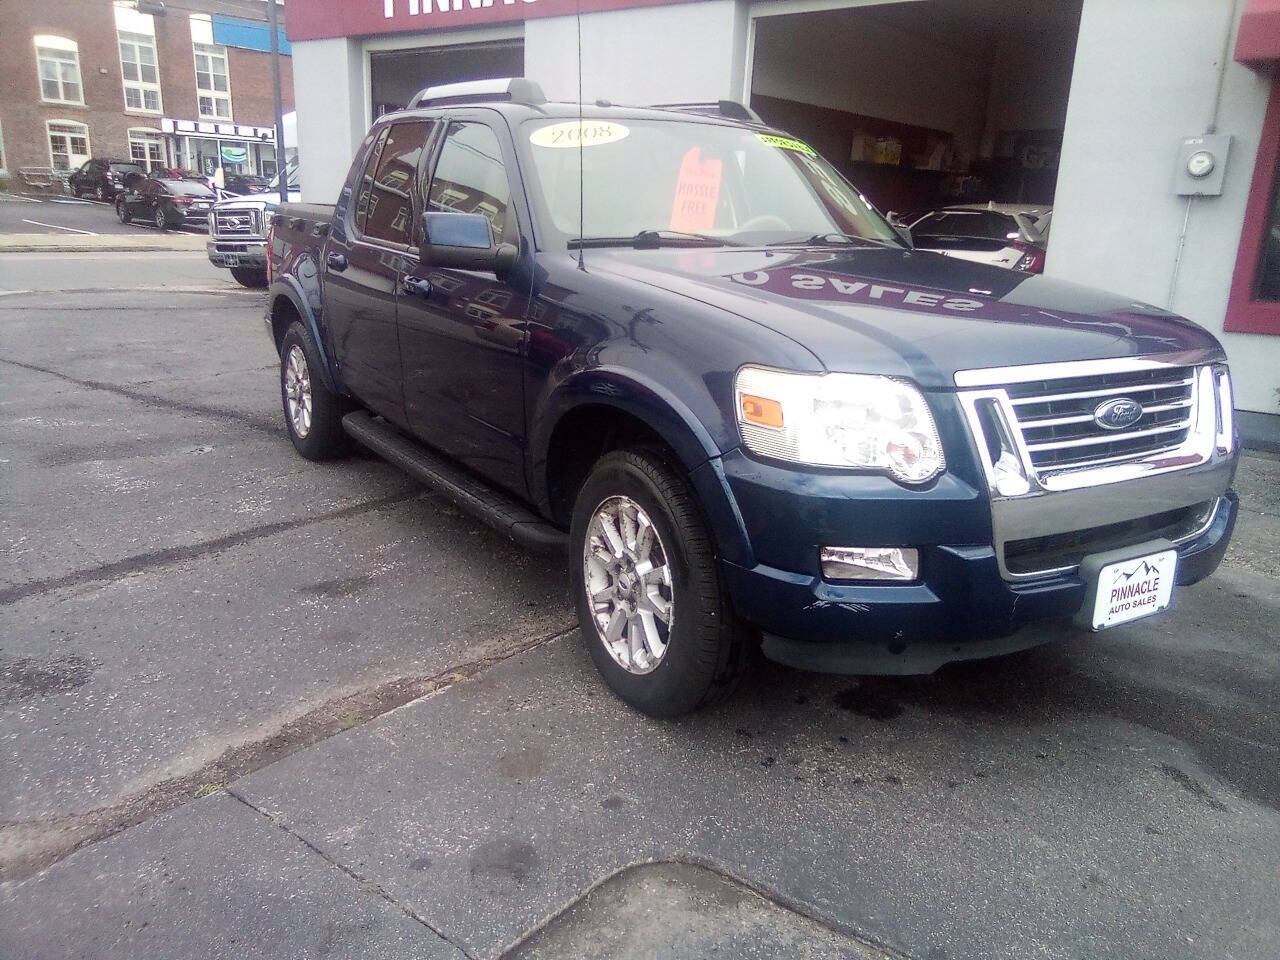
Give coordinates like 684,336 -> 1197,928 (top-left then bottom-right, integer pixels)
912,211 -> 1020,241
165,180 -> 215,197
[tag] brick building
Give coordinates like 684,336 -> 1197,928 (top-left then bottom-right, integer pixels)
0,0 -> 294,187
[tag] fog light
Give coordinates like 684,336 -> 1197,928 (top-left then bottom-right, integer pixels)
820,546 -> 918,582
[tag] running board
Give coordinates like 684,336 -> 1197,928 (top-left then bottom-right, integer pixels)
341,411 -> 567,553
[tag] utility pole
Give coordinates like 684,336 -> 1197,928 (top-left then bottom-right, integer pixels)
268,0 -> 288,203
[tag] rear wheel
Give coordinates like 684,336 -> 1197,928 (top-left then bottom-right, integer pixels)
570,449 -> 750,717
96,184 -> 107,202
230,266 -> 268,289
279,321 -> 350,461
116,201 -> 131,225
153,206 -> 167,231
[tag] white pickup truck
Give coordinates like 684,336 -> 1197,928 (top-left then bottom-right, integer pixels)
206,162 -> 300,288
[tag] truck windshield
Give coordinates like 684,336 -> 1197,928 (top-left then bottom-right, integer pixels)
522,118 -> 901,248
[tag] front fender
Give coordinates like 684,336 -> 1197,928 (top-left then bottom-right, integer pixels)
267,274 -> 341,395
528,367 -> 754,565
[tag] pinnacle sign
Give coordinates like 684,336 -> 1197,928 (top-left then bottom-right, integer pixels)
284,0 -> 691,42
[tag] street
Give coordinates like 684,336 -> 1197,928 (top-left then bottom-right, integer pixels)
1,251 -> 1278,960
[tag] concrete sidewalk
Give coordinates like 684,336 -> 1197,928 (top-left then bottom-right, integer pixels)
0,232 -> 207,254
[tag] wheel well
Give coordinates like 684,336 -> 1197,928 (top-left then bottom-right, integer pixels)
269,296 -> 301,355
545,405 -> 681,526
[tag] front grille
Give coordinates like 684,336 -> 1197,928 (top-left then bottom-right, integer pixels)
1005,365 -> 1197,474
213,209 -> 260,238
1003,500 -> 1216,576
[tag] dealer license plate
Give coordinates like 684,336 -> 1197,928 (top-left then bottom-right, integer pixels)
1089,549 -> 1177,630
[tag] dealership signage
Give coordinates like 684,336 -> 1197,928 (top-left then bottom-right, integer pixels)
285,0 -> 694,41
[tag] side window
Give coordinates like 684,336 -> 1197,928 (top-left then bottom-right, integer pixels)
363,121 -> 431,246
354,127 -> 388,237
427,122 -> 512,245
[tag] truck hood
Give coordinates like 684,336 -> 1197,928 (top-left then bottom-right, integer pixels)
212,194 -> 297,212
587,247 -> 1223,387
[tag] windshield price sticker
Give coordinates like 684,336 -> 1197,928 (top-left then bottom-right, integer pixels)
757,133 -> 817,157
530,121 -> 630,149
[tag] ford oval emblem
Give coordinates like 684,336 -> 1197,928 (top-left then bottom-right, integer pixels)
1093,397 -> 1144,431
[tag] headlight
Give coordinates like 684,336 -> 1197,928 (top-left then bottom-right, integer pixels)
735,366 -> 945,484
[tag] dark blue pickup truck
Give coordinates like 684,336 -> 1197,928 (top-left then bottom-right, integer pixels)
265,79 -> 1238,717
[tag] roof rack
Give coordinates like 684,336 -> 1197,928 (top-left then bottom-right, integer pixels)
409,78 -> 546,110
649,100 -> 763,123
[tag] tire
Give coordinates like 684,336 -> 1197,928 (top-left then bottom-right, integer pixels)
570,448 -> 750,718
279,321 -> 350,461
153,206 -> 168,231
230,266 -> 268,289
116,201 -> 131,225
96,184 -> 107,202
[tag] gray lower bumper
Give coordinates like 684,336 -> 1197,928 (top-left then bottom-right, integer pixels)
207,239 -> 266,269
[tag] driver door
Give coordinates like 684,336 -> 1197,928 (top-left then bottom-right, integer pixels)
397,117 -> 531,498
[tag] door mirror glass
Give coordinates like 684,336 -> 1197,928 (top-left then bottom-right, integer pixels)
425,211 -> 492,249
421,211 -> 518,275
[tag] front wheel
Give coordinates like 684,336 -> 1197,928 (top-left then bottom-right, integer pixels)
230,266 -> 268,289
153,206 -> 168,231
116,201 -> 131,225
279,322 -> 350,460
570,449 -> 751,717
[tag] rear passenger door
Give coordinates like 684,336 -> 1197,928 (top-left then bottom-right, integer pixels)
397,117 -> 531,498
323,120 -> 433,427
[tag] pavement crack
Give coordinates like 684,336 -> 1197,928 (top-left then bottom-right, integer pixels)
0,492 -> 422,606
0,356 -> 280,434
225,788 -> 480,960
0,624 -> 575,885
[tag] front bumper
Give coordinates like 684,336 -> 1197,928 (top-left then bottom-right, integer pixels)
207,238 -> 267,269
724,490 -> 1236,675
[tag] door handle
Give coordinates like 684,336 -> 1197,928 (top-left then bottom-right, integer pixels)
326,252 -> 348,272
401,275 -> 432,298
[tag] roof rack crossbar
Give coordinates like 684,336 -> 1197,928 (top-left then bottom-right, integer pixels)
410,78 -> 546,110
649,100 -> 762,123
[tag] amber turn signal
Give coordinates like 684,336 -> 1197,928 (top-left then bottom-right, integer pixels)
740,394 -> 784,428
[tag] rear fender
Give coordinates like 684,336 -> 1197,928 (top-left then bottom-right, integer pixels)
268,275 -> 341,395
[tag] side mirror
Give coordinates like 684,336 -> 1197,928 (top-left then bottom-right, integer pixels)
420,211 -> 518,276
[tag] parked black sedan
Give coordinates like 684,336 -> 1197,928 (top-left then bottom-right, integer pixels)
115,177 -> 217,231
67,158 -> 146,202
223,174 -> 271,196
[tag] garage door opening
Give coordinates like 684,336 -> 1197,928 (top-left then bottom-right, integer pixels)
749,0 -> 1083,260
370,39 -> 524,119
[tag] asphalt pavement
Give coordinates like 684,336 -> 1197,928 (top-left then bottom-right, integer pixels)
0,190 -> 205,237
0,252 -> 1277,959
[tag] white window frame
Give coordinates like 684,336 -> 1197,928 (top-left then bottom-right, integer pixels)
190,15 -> 232,121
128,128 -> 166,172
35,35 -> 84,106
47,119 -> 91,172
116,4 -> 163,115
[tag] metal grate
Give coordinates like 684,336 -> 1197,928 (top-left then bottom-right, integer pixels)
212,208 -> 260,238
1004,366 -> 1197,474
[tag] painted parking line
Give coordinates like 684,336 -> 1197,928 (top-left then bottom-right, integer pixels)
0,194 -> 42,203
21,219 -> 98,236
45,197 -> 94,205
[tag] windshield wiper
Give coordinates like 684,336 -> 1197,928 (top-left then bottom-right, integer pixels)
767,232 -> 900,249
569,229 -> 734,250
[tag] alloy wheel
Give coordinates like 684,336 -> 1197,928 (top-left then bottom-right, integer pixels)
583,495 -> 674,674
284,345 -> 312,439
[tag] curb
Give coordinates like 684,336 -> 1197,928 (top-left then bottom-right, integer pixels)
0,232 -> 208,254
